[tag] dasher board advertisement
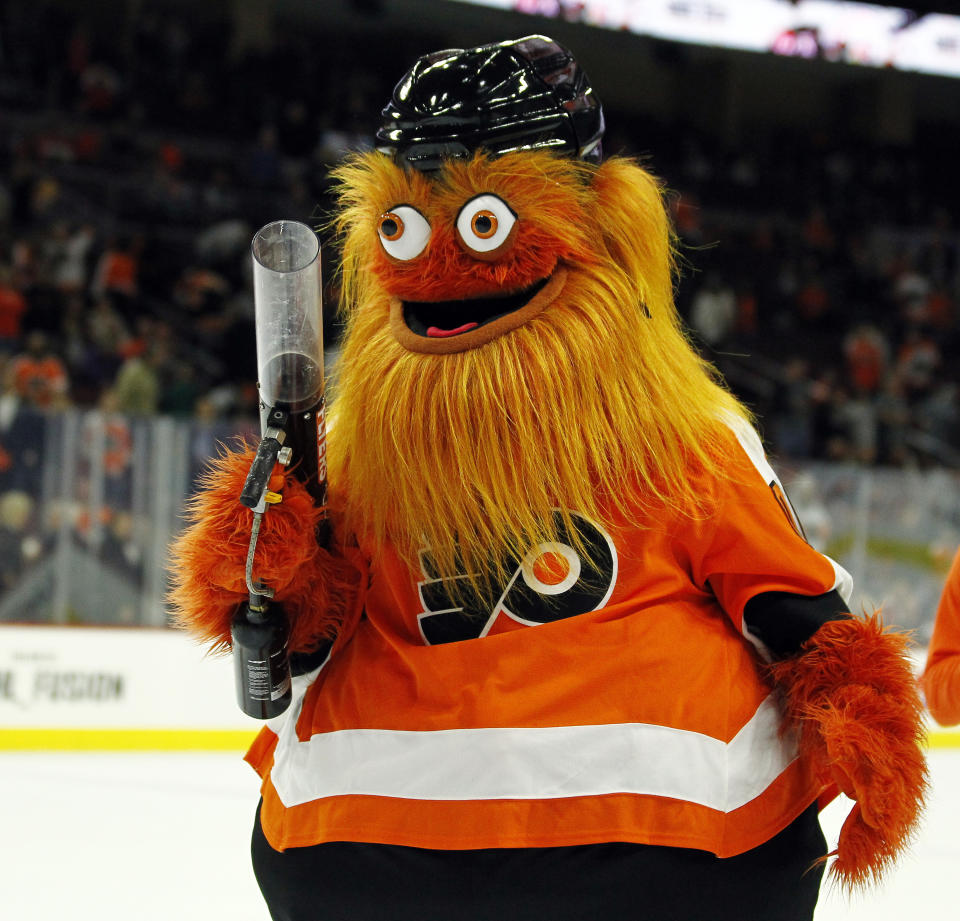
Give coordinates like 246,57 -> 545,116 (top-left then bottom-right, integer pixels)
0,625 -> 259,749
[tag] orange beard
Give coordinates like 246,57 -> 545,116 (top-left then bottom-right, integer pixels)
328,152 -> 749,588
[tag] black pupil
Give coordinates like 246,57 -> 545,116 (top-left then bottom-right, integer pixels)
475,215 -> 493,235
382,218 -> 399,237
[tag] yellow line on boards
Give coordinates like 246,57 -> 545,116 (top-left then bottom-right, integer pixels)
1,727 -> 959,752
0,728 -> 258,751
928,731 -> 960,749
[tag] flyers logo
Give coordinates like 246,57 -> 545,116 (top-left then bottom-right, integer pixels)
416,511 -> 618,645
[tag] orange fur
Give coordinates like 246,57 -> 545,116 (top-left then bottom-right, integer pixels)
770,614 -> 928,889
332,150 -> 599,304
167,444 -> 364,654
328,150 -> 750,590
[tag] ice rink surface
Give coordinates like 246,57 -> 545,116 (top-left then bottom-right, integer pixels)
2,748 -> 957,920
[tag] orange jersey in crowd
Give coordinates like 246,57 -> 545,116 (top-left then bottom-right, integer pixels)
247,421 -> 852,859
9,354 -> 68,408
0,287 -> 27,339
922,547 -> 960,726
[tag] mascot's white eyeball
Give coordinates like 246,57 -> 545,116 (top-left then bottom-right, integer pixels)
456,194 -> 517,257
378,206 -> 432,261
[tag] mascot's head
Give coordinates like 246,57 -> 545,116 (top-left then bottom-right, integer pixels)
328,36 -> 748,585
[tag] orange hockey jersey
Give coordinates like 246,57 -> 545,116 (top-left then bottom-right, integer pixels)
922,546 -> 960,727
246,420 -> 852,858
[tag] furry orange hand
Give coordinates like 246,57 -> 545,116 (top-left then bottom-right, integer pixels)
770,614 -> 928,889
168,445 -> 363,654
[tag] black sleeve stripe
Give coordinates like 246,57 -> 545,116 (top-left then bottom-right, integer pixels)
743,590 -> 852,659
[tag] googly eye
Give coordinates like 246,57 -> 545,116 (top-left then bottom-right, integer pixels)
377,205 -> 431,261
456,194 -> 517,255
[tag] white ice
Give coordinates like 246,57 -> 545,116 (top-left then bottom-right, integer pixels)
1,749 -> 957,920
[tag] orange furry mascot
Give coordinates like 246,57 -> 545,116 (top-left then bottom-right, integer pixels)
169,36 -> 926,921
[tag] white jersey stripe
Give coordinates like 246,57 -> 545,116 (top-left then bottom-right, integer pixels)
268,689 -> 797,814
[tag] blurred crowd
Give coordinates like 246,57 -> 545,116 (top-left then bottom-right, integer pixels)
0,0 -> 958,473
657,124 -> 960,469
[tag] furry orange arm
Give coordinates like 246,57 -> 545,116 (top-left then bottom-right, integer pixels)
770,614 -> 928,889
168,445 -> 364,654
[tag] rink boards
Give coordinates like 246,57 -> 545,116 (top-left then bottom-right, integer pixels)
0,624 -> 260,750
1,624 -> 958,750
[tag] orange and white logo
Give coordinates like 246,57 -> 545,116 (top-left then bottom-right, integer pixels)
415,511 -> 618,645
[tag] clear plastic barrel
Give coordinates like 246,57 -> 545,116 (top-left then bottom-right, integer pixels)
251,221 -> 324,412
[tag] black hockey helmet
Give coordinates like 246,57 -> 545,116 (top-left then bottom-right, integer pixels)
376,35 -> 604,172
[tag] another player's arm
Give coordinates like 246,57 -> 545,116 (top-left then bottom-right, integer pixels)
921,548 -> 960,727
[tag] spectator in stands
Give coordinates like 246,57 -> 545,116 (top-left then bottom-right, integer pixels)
26,174 -> 66,228
825,384 -> 878,465
916,382 -> 960,459
160,359 -> 204,417
922,546 -> 960,726
85,296 -> 129,366
0,354 -> 46,495
9,233 -> 39,294
843,323 -> 889,397
896,325 -> 941,404
60,291 -> 97,401
7,330 -> 69,409
84,388 -> 135,505
140,146 -> 194,222
800,203 -> 835,253
689,271 -> 736,348
926,290 -> 957,353
199,167 -> 241,219
98,508 -> 144,584
794,256 -> 832,330
44,221 -> 95,295
0,489 -> 41,592
111,342 -> 160,415
0,265 -> 27,353
875,376 -> 913,467
77,59 -> 123,118
892,257 -> 932,327
90,233 -> 141,321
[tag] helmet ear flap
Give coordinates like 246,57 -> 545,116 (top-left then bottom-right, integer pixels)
376,35 -> 604,172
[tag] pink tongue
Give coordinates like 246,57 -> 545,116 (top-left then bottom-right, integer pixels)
426,322 -> 479,338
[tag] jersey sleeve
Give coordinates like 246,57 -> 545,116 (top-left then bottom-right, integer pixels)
688,418 -> 853,660
921,547 -> 960,727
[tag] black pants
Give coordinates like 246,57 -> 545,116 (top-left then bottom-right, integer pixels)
252,801 -> 826,921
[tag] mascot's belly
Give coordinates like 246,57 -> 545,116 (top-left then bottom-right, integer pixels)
247,525 -> 824,860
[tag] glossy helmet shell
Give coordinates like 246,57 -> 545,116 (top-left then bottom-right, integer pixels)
376,35 -> 604,172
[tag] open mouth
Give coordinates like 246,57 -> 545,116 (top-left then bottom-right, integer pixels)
404,278 -> 550,339
389,270 -> 567,354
